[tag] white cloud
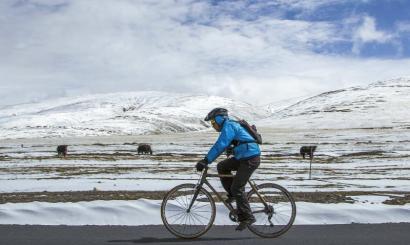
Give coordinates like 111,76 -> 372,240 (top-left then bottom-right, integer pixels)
352,16 -> 393,54
0,0 -> 409,106
356,16 -> 392,42
396,21 -> 410,33
275,0 -> 343,10
272,0 -> 375,16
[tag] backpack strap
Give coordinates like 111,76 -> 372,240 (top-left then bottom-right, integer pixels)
231,120 -> 257,145
231,140 -> 256,147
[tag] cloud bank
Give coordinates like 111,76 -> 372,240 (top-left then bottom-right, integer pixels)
0,0 -> 409,106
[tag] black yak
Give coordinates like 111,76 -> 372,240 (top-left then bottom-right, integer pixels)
57,145 -> 68,158
300,146 -> 317,159
138,144 -> 152,155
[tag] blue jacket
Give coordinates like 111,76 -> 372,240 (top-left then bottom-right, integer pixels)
205,115 -> 261,163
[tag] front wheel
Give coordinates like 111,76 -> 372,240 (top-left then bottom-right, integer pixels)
161,183 -> 216,239
247,183 -> 296,238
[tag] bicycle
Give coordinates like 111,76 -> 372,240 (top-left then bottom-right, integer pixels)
161,166 -> 296,239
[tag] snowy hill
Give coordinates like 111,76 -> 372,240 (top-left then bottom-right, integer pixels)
0,91 -> 269,139
264,96 -> 308,114
0,78 -> 409,139
259,78 -> 410,129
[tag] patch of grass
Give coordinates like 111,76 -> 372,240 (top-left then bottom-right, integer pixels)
2,191 -> 407,204
383,195 -> 410,205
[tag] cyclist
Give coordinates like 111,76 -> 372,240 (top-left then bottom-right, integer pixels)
196,108 -> 261,231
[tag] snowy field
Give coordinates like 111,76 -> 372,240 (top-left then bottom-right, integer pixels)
1,127 -> 409,193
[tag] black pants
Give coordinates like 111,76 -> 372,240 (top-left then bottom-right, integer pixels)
217,156 -> 260,221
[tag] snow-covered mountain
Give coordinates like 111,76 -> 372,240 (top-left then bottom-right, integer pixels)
264,96 -> 308,114
259,78 -> 410,129
0,78 -> 409,139
0,91 -> 269,139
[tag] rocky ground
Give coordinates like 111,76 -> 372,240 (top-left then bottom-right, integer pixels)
1,190 -> 409,205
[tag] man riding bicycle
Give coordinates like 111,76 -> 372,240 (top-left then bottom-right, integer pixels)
196,108 -> 261,231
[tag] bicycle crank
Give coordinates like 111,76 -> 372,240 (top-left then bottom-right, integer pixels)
266,205 -> 275,227
229,209 -> 239,222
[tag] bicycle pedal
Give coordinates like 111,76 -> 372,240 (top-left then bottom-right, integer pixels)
225,196 -> 235,203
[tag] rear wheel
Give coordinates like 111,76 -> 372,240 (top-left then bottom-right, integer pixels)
161,184 -> 216,239
247,183 -> 296,238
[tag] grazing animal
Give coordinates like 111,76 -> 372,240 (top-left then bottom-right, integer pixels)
300,146 -> 317,159
57,145 -> 68,158
138,144 -> 152,155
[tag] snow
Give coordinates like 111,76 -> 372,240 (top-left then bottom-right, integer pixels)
0,199 -> 409,225
0,126 -> 409,193
0,91 -> 269,139
1,78 -> 409,139
259,78 -> 410,129
0,78 -> 409,226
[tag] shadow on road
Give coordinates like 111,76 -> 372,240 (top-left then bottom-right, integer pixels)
108,236 -> 254,243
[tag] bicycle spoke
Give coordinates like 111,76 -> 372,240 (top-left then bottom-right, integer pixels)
193,210 -> 211,213
190,211 -> 210,221
275,213 -> 290,224
191,214 -> 208,226
190,212 -> 204,225
184,193 -> 191,208
246,184 -> 296,238
275,211 -> 291,217
194,213 -> 208,225
191,197 -> 205,210
189,214 -> 200,228
190,193 -> 204,206
182,214 -> 188,233
263,218 -> 270,233
191,211 -> 210,223
174,197 -> 186,208
168,214 -> 186,225
182,194 -> 188,208
167,211 -> 186,220
171,211 -> 187,225
187,213 -> 193,227
162,184 -> 216,239
191,203 -> 210,211
274,203 -> 291,210
167,209 -> 185,212
272,211 -> 284,224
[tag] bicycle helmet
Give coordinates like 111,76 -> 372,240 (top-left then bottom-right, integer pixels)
204,108 -> 228,121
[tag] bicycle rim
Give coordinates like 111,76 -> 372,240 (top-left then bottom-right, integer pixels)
161,183 -> 216,239
247,183 -> 296,238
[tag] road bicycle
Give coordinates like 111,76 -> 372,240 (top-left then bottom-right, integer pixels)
161,166 -> 296,238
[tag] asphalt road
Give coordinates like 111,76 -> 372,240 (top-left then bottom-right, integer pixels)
1,224 -> 409,245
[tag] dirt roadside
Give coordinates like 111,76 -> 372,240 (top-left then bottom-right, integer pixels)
0,191 -> 409,205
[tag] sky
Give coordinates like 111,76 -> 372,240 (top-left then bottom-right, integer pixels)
1,0 -> 410,106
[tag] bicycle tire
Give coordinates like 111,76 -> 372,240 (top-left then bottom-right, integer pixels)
247,183 -> 296,238
161,183 -> 216,239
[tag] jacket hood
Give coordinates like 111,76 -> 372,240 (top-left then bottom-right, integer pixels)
214,115 -> 228,126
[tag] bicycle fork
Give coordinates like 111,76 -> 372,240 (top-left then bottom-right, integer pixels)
187,168 -> 208,212
187,184 -> 202,213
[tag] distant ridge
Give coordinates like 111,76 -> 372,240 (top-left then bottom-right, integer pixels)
0,78 -> 409,138
0,91 -> 269,139
259,78 -> 410,129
